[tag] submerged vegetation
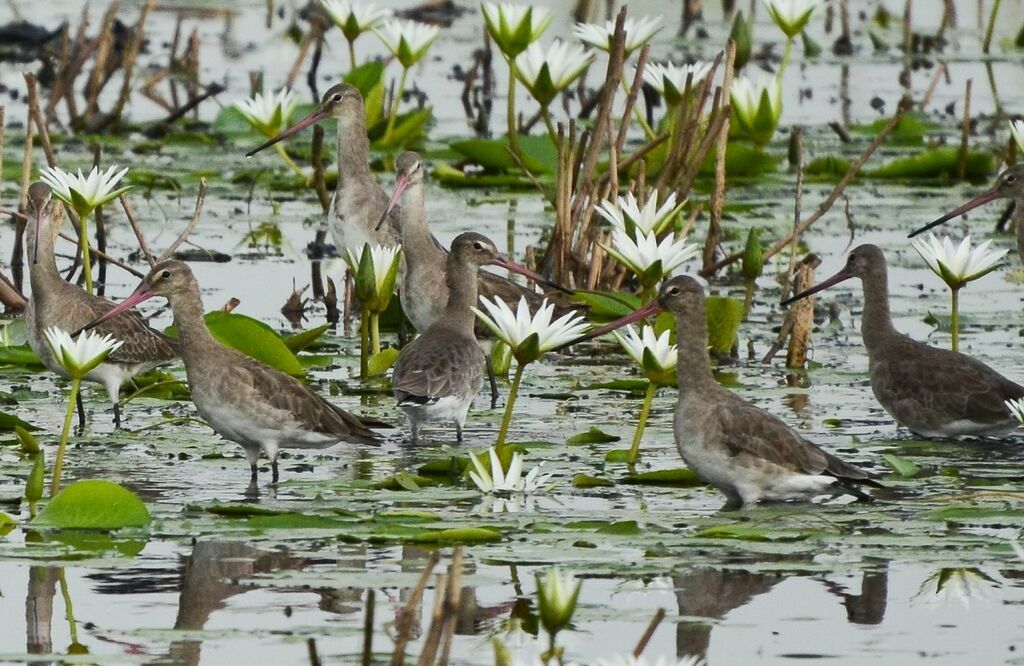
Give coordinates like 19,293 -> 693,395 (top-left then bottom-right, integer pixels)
1,0 -> 1024,663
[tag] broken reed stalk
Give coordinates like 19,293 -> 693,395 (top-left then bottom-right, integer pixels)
390,552 -> 440,666
157,178 -> 208,262
957,79 -> 971,180
83,1 -> 123,123
632,608 -> 666,657
416,549 -> 464,666
918,62 -> 949,110
700,103 -> 910,276
361,588 -> 375,666
784,126 -> 806,297
982,0 -> 1001,54
435,548 -> 464,665
307,638 -> 322,666
786,254 -> 820,369
119,195 -> 157,267
56,233 -> 146,278
702,40 -> 736,273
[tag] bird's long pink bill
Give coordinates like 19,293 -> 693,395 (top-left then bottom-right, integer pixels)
906,187 -> 1002,238
245,108 -> 328,157
780,268 -> 852,306
375,172 -> 410,231
78,284 -> 156,334
555,299 -> 663,350
489,255 -> 573,295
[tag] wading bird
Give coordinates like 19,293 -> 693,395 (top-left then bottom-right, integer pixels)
84,260 -> 383,483
783,244 -> 1024,438
391,232 -> 549,442
574,276 -> 879,508
25,182 -> 176,428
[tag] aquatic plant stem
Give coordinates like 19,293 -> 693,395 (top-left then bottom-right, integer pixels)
347,40 -> 357,71
359,308 -> 370,377
385,66 -> 410,139
505,55 -> 521,156
273,142 -> 305,179
541,107 -> 557,146
950,287 -> 960,352
743,279 -> 755,317
780,36 -> 794,76
78,212 -> 93,294
983,0 -> 1002,53
370,312 -> 381,356
57,569 -> 80,646
628,381 -> 658,465
51,379 -> 81,497
496,363 -> 526,446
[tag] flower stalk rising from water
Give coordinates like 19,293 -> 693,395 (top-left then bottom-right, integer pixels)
44,327 -> 122,496
39,165 -> 131,294
612,324 -> 677,465
473,297 -> 588,445
345,243 -> 402,375
912,233 -> 1005,352
234,88 -> 304,178
320,0 -> 392,68
515,39 -> 593,140
763,0 -> 818,71
375,19 -> 441,138
535,567 -> 581,661
482,3 -> 553,156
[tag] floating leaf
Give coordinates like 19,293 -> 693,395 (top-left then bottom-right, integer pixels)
33,480 -> 151,530
284,324 -> 330,353
451,135 -> 557,174
570,290 -> 642,320
0,344 -> 44,368
571,473 -> 613,488
882,453 -> 921,478
367,347 -> 400,377
696,524 -> 816,542
0,512 -> 15,537
621,468 -> 703,487
246,513 -> 355,530
417,456 -> 470,477
201,503 -> 288,517
0,410 -> 38,433
867,147 -> 995,180
566,427 -> 620,445
596,520 -> 641,535
604,449 -> 631,463
924,505 -> 1024,523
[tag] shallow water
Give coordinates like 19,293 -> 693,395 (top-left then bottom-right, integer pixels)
2,1 -> 1024,664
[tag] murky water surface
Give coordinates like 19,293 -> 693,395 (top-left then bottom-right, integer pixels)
1,1 -> 1024,664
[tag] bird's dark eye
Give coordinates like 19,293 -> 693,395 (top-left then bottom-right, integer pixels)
669,287 -> 679,295
331,94 -> 343,103
1007,175 -> 1017,183
160,270 -> 171,279
473,241 -> 484,250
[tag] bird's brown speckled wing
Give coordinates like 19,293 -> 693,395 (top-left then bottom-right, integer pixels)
713,400 -> 870,482
873,337 -> 1024,427
226,350 -> 381,445
392,333 -> 483,403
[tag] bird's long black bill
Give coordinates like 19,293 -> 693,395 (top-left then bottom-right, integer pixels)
907,187 -> 1002,238
780,268 -> 852,306
245,108 -> 328,157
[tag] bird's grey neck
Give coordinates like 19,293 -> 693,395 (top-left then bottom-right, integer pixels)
1014,203 -> 1024,265
858,268 -> 896,349
27,223 -> 62,292
336,114 -> 374,186
443,257 -> 480,333
169,283 -> 216,353
399,183 -> 440,264
674,304 -> 717,393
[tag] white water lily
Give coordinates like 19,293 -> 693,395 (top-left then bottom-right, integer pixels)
536,568 -> 581,636
345,243 -> 402,311
515,40 -> 594,107
473,297 -> 589,365
640,61 -> 714,106
915,567 -> 997,609
602,228 -> 700,290
482,2 -> 553,58
1005,398 -> 1024,425
39,165 -> 130,219
573,16 -> 663,55
763,0 -> 818,38
44,327 -> 123,379
375,19 -> 440,68
1010,119 -> 1024,153
321,0 -> 391,42
234,88 -> 299,137
468,447 -> 551,494
730,73 -> 782,146
912,233 -> 1005,290
613,324 -> 677,384
596,191 -> 682,238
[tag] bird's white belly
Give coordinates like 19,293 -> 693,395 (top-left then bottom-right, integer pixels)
908,418 -> 1020,439
400,394 -> 473,426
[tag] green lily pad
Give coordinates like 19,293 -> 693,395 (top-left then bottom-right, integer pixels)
883,453 -> 922,478
33,480 -> 151,530
566,427 -> 620,445
168,312 -> 304,377
571,473 -> 613,488
621,468 -> 703,487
